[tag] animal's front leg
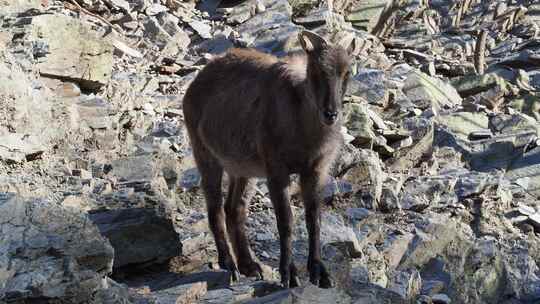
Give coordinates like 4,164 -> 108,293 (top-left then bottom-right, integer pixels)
267,173 -> 300,288
301,170 -> 334,288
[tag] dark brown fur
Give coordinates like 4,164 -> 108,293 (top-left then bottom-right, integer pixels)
182,31 -> 351,288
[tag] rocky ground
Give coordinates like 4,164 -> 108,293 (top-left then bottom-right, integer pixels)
1,0 -> 540,303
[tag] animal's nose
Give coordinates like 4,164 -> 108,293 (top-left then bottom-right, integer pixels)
323,110 -> 338,123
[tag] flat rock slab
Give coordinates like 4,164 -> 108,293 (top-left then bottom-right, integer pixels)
0,133 -> 45,163
403,70 -> 462,110
30,14 -> 113,90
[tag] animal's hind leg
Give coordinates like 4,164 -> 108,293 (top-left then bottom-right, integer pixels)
192,142 -> 239,281
225,177 -> 265,279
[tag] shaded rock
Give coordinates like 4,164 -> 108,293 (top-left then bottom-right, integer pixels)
0,193 -> 114,303
29,14 -> 113,90
88,208 -> 181,269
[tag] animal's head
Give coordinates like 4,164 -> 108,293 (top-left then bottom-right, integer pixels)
298,30 -> 352,126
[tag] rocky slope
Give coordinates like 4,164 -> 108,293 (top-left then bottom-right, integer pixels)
2,0 -> 540,303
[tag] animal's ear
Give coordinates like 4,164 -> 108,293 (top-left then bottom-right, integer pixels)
338,36 -> 356,57
298,30 -> 328,53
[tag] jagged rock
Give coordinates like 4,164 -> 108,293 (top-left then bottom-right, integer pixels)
29,14 -> 114,90
88,207 -> 181,269
0,193 -> 115,303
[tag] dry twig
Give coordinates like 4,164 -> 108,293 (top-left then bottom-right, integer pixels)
474,29 -> 488,75
64,0 -> 117,32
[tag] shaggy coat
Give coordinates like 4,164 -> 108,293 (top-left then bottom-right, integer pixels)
182,31 -> 351,288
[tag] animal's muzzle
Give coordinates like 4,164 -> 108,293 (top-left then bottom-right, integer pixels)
322,110 -> 338,125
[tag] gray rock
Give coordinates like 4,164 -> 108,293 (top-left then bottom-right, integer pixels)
235,0 -> 301,55
346,208 -> 372,222
349,282 -> 407,304
245,284 -> 350,304
403,70 -> 462,111
345,0 -> 391,32
29,14 -> 113,90
421,280 -> 445,296
348,69 -> 388,106
343,102 -> 377,142
342,149 -> 384,210
189,20 -> 212,39
148,282 -> 207,304
143,16 -> 173,50
431,293 -> 451,304
88,207 -> 181,269
146,3 -> 168,16
434,111 -> 538,172
0,193 -> 114,303
387,269 -> 422,300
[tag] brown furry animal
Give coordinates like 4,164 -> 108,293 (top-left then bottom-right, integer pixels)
182,30 -> 352,288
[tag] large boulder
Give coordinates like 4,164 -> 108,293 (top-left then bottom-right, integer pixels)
0,193 -> 115,303
29,14 -> 114,90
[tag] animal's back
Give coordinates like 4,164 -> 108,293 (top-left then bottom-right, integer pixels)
182,48 -> 284,177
